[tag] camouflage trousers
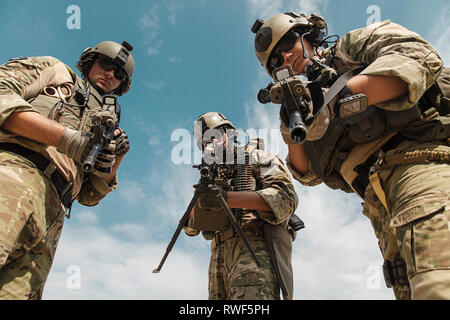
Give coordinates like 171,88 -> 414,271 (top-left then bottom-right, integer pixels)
0,151 -> 65,299
363,142 -> 450,300
208,231 -> 279,300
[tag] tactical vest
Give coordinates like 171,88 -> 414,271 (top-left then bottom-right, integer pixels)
28,75 -> 106,133
303,67 -> 450,194
25,68 -> 114,196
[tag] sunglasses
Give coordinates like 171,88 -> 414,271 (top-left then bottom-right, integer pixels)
268,30 -> 300,72
202,125 -> 235,145
97,58 -> 127,81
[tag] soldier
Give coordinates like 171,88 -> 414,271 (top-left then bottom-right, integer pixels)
184,112 -> 300,300
252,12 -> 450,299
0,41 -> 133,299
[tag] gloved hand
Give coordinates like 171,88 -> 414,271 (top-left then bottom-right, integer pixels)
279,100 -> 331,144
198,185 -> 228,210
92,141 -> 116,177
57,127 -> 91,163
279,104 -> 302,145
113,129 -> 130,155
280,116 -> 292,145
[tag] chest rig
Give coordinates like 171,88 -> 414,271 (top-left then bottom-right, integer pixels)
29,74 -> 119,136
26,74 -> 120,205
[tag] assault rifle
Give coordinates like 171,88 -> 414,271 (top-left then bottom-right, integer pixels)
258,65 -> 320,144
82,95 -> 120,173
153,149 -> 262,274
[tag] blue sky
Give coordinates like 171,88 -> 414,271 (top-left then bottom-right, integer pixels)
0,0 -> 449,299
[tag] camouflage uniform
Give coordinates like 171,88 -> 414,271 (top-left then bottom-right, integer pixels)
286,21 -> 449,299
185,140 -> 298,300
0,56 -> 118,299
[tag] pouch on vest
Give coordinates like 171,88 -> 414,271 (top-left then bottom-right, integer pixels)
191,201 -> 230,231
340,103 -> 422,145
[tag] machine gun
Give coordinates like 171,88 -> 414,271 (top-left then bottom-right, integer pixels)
82,95 -> 120,173
153,146 -> 262,274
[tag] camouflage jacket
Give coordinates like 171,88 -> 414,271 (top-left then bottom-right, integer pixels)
0,56 -> 118,206
286,20 -> 444,189
185,139 -> 299,238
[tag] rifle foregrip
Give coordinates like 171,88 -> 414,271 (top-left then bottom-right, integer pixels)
82,143 -> 102,172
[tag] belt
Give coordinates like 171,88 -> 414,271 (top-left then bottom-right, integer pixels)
212,228 -> 235,250
352,134 -> 406,197
0,143 -> 73,211
211,226 -> 264,250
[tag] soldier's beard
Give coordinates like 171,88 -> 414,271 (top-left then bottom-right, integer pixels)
89,80 -> 107,96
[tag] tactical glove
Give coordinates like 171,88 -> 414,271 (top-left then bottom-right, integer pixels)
92,141 -> 116,177
279,101 -> 331,144
280,120 -> 292,145
279,104 -> 301,145
113,129 -> 130,155
198,186 -> 228,210
57,127 -> 91,163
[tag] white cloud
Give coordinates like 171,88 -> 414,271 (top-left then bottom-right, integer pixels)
137,2 -> 184,56
169,57 -> 182,63
166,1 -> 183,26
44,223 -> 209,299
73,210 -> 99,225
247,0 -> 328,21
148,135 -> 161,146
116,179 -> 146,203
45,158 -> 211,300
110,223 -> 148,242
247,0 -> 283,20
146,80 -> 166,91
146,46 -> 159,56
137,6 -> 161,41
290,183 -> 393,299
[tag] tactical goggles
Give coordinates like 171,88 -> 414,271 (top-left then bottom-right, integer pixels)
97,58 -> 127,81
268,30 -> 301,73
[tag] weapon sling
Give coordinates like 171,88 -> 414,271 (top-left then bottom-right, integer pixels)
153,184 -> 262,273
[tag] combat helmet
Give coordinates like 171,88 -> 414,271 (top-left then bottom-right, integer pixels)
76,40 -> 135,95
251,12 -> 327,76
194,112 -> 236,150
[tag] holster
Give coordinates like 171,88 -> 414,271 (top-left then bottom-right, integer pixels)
262,222 -> 294,300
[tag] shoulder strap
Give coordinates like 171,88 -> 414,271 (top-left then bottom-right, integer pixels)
318,67 -> 366,115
